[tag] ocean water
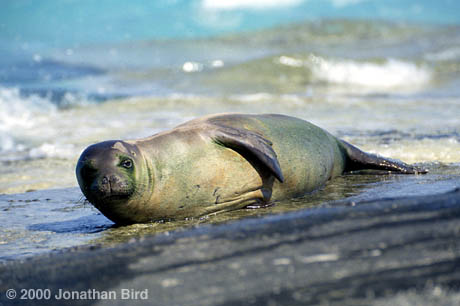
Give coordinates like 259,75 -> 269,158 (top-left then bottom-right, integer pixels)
0,0 -> 460,259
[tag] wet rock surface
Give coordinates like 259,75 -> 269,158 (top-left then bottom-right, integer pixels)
1,188 -> 460,305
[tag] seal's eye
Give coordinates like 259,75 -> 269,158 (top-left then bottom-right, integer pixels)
121,159 -> 133,169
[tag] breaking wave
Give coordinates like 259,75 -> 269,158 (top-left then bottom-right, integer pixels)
0,87 -> 55,153
277,54 -> 432,90
0,86 -> 80,160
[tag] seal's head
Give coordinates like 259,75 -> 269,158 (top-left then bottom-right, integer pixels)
76,140 -> 149,224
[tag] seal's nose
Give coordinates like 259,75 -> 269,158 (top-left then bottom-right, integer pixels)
101,176 -> 110,185
88,174 -> 130,199
100,176 -> 111,193
93,175 -> 111,195
97,175 -> 125,195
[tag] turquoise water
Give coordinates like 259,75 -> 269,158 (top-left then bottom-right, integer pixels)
2,0 -> 460,97
2,0 -> 460,47
0,1 -> 459,190
0,0 -> 459,259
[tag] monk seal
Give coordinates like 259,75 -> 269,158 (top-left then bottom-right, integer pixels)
76,113 -> 426,224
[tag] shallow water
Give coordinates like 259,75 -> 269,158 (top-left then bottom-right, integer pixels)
1,2 -> 460,260
1,93 -> 458,193
1,163 -> 459,262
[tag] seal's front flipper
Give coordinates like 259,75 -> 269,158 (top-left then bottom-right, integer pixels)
340,140 -> 428,174
210,125 -> 285,182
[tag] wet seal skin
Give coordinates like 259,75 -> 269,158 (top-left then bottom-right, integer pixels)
76,113 -> 427,224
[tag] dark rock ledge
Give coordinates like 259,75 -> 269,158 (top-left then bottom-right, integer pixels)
1,188 -> 460,306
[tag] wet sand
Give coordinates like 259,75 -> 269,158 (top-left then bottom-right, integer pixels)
1,163 -> 459,261
1,186 -> 459,305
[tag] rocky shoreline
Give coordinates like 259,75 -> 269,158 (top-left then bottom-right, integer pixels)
1,187 -> 460,305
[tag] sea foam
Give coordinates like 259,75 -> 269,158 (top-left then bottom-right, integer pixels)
278,55 -> 432,91
0,87 -> 56,153
0,87 -> 79,161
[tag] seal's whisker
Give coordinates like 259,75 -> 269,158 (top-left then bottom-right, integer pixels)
77,195 -> 90,206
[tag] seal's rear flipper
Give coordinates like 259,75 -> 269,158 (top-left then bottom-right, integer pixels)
339,140 -> 428,174
211,125 -> 285,182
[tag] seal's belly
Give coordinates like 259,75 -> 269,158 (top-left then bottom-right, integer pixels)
169,132 -> 341,217
137,114 -> 348,220
183,146 -> 273,216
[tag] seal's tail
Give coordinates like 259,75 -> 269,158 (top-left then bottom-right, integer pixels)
339,140 -> 428,174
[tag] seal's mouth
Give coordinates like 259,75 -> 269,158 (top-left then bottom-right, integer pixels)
85,173 -> 134,202
98,193 -> 132,202
83,177 -> 134,208
84,192 -> 133,214
88,185 -> 134,202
